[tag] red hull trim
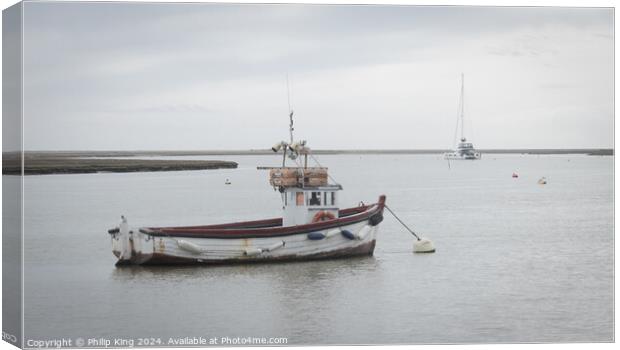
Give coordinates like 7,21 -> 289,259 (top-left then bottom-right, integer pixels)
143,195 -> 386,239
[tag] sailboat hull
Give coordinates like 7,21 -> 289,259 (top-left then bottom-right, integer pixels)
444,152 -> 481,160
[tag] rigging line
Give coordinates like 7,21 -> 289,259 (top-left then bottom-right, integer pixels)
460,73 -> 465,140
469,113 -> 475,143
452,79 -> 461,148
309,153 -> 340,185
468,83 -> 476,143
452,106 -> 460,148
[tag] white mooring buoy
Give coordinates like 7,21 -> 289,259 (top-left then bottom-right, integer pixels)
385,205 -> 436,254
413,238 -> 435,253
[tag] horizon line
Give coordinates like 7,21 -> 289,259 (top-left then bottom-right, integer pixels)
3,147 -> 613,154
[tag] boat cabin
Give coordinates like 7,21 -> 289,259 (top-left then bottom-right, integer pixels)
280,184 -> 342,226
457,137 -> 474,150
457,142 -> 474,150
265,135 -> 343,227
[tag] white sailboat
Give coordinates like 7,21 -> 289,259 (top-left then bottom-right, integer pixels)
444,74 -> 481,160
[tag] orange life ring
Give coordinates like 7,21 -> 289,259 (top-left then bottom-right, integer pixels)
312,211 -> 336,223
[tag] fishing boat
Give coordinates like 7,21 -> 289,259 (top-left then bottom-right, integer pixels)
444,74 -> 481,160
107,112 -> 386,266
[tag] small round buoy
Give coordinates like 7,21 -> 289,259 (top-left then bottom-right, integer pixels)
413,238 -> 435,253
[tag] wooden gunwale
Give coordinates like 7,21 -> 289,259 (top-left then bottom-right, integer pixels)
147,204 -> 369,231
144,195 -> 386,239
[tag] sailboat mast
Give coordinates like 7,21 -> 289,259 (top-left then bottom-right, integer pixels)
460,73 -> 465,141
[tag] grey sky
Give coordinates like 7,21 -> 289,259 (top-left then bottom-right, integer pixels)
19,2 -> 613,150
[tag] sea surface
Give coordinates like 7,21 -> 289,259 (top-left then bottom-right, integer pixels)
18,154 -> 613,345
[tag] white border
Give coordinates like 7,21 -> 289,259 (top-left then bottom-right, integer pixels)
0,2 -> 616,350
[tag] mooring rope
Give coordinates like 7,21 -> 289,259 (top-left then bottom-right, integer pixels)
384,205 -> 421,241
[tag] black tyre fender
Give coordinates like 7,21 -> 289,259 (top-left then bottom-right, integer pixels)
369,212 -> 384,226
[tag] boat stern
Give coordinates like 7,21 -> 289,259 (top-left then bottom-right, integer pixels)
108,216 -> 155,266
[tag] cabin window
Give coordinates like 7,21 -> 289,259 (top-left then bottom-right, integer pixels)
309,192 -> 321,206
296,192 -> 304,206
331,192 -> 336,205
323,192 -> 327,205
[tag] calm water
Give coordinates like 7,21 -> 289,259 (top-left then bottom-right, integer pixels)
20,154 -> 613,345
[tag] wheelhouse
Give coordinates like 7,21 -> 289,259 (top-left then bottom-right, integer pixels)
281,184 -> 342,226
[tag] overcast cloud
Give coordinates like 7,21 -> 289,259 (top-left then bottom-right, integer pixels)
19,2 -> 613,150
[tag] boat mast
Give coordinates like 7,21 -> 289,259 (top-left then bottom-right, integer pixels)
287,74 -> 294,145
285,75 -> 308,169
279,75 -> 294,167
460,73 -> 465,142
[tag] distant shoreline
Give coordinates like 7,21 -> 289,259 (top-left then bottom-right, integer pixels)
1,148 -> 612,175
3,148 -> 614,157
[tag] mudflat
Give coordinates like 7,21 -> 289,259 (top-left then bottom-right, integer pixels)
2,152 -> 237,175
2,148 -> 611,175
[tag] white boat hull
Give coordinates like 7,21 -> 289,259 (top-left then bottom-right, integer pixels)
111,220 -> 379,265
